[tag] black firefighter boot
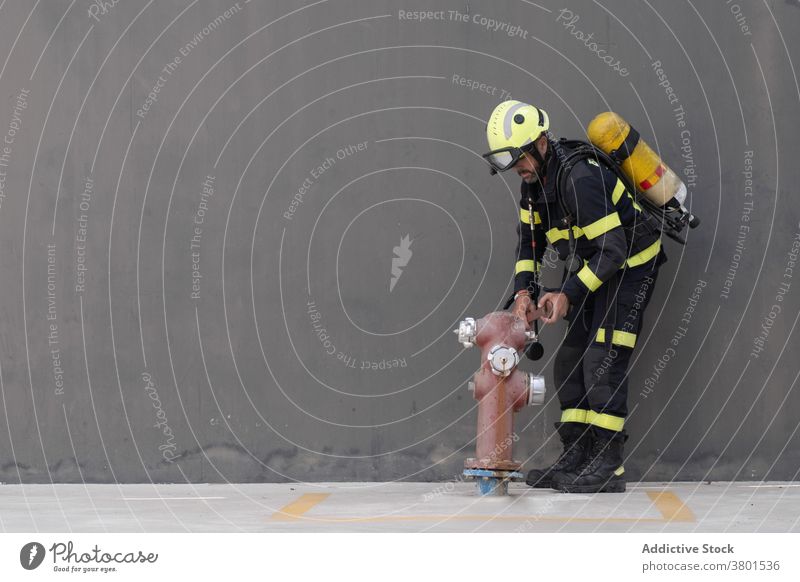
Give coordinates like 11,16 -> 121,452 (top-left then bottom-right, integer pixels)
525,422 -> 591,488
551,427 -> 628,493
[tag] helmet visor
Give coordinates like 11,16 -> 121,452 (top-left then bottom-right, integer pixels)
483,146 -> 524,173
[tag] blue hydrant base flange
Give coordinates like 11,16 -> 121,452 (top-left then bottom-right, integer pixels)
463,469 -> 525,496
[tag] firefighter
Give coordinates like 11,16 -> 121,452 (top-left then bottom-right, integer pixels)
482,100 -> 666,493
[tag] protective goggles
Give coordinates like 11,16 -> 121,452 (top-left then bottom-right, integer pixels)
482,143 -> 535,174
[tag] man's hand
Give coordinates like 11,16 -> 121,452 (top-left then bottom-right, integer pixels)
512,292 -> 540,329
538,292 -> 570,324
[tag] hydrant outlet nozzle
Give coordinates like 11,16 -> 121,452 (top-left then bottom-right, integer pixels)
527,373 -> 546,406
488,345 -> 519,377
455,317 -> 477,348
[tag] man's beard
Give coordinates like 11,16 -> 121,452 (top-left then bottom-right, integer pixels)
521,171 -> 541,184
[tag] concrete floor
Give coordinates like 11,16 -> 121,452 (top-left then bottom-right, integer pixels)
1,482 -> 799,532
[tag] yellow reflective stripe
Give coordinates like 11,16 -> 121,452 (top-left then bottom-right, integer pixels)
596,328 -> 637,348
577,264 -> 603,291
628,192 -> 643,212
610,177 -> 643,211
515,260 -> 535,274
519,209 -> 542,225
614,330 -> 637,348
545,225 -> 583,243
583,212 -> 621,239
611,179 -> 626,205
560,409 -> 588,424
626,239 -> 661,268
586,410 -> 625,432
614,466 -> 625,476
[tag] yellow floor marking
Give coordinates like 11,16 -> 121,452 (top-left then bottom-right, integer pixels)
270,493 -> 330,521
269,490 -> 695,525
647,490 -> 696,522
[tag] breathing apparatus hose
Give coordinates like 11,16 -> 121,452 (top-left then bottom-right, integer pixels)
525,195 -> 544,361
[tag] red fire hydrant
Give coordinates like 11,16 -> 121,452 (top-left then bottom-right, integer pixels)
455,311 -> 545,495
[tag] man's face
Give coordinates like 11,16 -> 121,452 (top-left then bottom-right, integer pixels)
513,153 -> 540,184
513,138 -> 546,184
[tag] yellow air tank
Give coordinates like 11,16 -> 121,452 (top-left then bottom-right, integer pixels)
587,112 -> 686,208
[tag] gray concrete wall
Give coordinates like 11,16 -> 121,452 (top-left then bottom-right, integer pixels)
0,0 -> 798,484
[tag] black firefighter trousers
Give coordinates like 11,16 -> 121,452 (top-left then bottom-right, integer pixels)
554,259 -> 660,437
